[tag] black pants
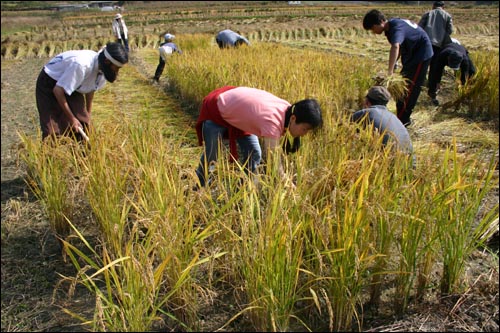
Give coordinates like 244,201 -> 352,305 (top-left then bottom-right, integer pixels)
397,59 -> 431,126
153,57 -> 165,80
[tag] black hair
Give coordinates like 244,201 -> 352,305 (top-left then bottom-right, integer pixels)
98,42 -> 128,82
363,9 -> 386,30
104,42 -> 128,63
283,99 -> 323,154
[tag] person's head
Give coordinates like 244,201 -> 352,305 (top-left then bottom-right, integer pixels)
235,38 -> 248,47
363,9 -> 387,34
365,86 -> 391,106
433,1 -> 445,9
283,99 -> 323,153
164,33 -> 175,42
115,13 -> 122,21
447,50 -> 463,70
98,42 -> 128,83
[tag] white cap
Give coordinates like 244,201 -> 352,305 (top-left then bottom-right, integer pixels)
115,13 -> 122,19
164,33 -> 175,41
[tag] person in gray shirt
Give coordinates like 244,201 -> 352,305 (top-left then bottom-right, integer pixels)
215,29 -> 250,49
419,1 -> 454,101
351,86 -> 415,168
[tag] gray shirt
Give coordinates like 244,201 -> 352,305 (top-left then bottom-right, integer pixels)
418,7 -> 453,48
351,105 -> 415,165
215,29 -> 250,47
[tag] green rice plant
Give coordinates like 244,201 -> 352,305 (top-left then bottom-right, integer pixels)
81,125 -> 133,258
233,155 -> 307,332
19,133 -> 83,243
431,140 -> 498,295
440,51 -> 499,120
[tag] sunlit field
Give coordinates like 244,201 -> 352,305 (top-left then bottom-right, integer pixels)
2,1 -> 498,331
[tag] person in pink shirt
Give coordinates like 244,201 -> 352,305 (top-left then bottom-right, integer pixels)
195,86 -> 323,188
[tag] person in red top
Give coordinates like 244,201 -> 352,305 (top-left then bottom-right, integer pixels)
194,86 -> 322,188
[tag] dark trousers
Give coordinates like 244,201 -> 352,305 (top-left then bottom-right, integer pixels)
117,34 -> 129,52
35,69 -> 89,141
153,57 -> 166,80
397,59 -> 431,126
427,45 -> 442,98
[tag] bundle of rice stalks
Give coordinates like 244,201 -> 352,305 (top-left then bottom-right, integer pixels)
372,72 -> 409,102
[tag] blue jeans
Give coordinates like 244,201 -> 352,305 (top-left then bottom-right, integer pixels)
195,120 -> 261,186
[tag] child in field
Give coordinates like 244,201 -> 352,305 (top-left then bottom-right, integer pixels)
153,33 -> 183,83
351,86 -> 415,168
363,9 -> 433,127
215,29 -> 250,48
35,43 -> 128,142
194,86 -> 322,188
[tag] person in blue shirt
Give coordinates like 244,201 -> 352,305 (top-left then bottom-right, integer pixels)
363,9 -> 433,127
215,29 -> 250,49
351,86 -> 415,168
153,33 -> 183,83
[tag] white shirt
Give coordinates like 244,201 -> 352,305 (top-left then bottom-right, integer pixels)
43,50 -> 106,95
112,18 -> 128,39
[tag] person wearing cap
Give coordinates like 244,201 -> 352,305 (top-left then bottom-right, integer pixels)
194,86 -> 322,188
351,86 -> 415,167
215,29 -> 250,49
363,9 -> 433,127
35,42 -> 128,142
153,33 -> 183,83
427,40 -> 476,106
112,13 -> 129,52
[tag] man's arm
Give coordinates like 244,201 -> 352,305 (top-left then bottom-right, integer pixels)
53,85 -> 81,131
388,43 -> 400,75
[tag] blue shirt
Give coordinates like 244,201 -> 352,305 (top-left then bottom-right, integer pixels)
385,18 -> 433,68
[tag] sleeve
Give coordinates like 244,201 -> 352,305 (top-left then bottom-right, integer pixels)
351,110 -> 368,123
418,13 -> 428,29
56,63 -> 86,96
446,15 -> 453,35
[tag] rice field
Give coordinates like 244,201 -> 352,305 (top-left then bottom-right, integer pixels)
2,1 -> 499,332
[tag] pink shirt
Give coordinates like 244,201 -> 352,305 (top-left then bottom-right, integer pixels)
217,87 -> 291,138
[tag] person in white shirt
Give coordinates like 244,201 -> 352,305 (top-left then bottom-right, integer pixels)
112,13 -> 129,52
153,33 -> 183,83
35,42 -> 128,142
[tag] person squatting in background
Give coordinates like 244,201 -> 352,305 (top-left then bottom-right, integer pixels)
35,42 -> 128,142
418,1 -> 454,96
194,86 -> 322,188
351,86 -> 416,168
215,29 -> 250,49
112,13 -> 129,52
363,9 -> 433,127
427,39 -> 476,106
153,33 -> 183,83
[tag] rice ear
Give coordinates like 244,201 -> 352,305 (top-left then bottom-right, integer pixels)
372,72 -> 409,101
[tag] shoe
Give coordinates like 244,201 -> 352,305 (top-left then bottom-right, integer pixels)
403,118 -> 412,127
431,98 -> 439,106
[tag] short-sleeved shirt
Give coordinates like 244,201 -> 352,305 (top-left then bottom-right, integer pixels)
351,105 -> 413,155
159,41 -> 182,60
216,29 -> 250,47
217,87 -> 290,139
385,18 -> 433,68
43,50 -> 105,95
